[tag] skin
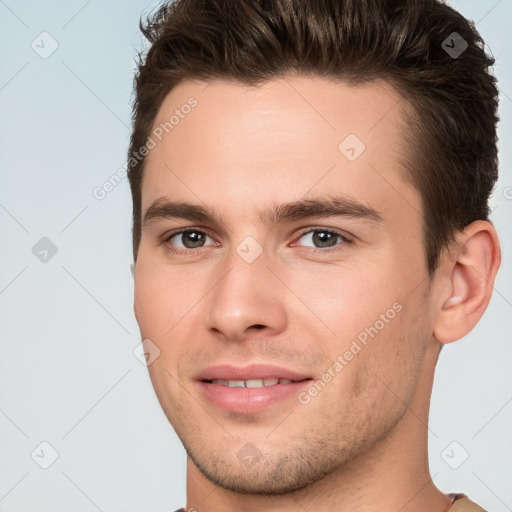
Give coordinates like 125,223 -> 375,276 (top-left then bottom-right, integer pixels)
133,76 -> 501,512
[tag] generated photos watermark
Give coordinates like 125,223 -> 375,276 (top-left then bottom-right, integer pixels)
92,96 -> 198,200
298,301 -> 403,405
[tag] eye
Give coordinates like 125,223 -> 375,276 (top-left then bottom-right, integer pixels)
164,229 -> 215,252
161,227 -> 352,256
293,228 -> 352,252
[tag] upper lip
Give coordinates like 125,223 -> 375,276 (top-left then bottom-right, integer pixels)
196,364 -> 312,382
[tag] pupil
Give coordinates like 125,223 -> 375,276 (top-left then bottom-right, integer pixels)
184,231 -> 205,248
313,231 -> 335,248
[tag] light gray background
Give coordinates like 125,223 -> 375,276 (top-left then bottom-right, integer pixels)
0,1 -> 510,511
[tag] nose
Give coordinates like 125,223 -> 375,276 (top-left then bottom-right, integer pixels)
205,247 -> 288,342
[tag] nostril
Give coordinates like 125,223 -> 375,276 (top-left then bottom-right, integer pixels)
252,324 -> 265,329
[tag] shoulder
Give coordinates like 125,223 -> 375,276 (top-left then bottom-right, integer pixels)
449,493 -> 488,512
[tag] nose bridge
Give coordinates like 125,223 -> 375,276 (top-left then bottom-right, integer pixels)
212,239 -> 269,311
216,229 -> 269,291
206,238 -> 286,340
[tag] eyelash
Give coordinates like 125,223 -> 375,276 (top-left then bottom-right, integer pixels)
161,227 -> 353,256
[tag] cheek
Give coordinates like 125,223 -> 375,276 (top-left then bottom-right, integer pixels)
133,259 -> 192,339
294,262 -> 423,388
359,294 -> 430,411
133,264 -> 189,419
287,261 -> 401,342
133,260 -> 202,385
133,274 -> 165,338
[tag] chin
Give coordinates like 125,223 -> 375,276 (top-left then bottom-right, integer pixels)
184,442 -> 354,496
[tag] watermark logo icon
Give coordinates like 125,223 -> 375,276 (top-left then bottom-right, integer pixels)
236,236 -> 263,264
237,442 -> 263,468
32,237 -> 58,263
133,339 -> 161,366
441,441 -> 469,469
31,32 -> 59,59
31,441 -> 59,469
338,134 -> 366,162
442,32 -> 468,59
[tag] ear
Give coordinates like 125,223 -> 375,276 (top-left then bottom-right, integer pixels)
433,220 -> 501,344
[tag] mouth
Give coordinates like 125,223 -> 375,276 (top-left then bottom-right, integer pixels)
202,377 -> 309,387
196,364 -> 313,414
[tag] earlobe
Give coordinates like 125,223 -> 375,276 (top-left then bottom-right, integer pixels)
433,220 -> 501,345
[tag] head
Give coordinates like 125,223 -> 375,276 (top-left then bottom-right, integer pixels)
129,0 -> 501,497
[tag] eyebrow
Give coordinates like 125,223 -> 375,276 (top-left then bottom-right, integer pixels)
142,195 -> 382,228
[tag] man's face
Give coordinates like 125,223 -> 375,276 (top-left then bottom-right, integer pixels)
133,76 -> 437,493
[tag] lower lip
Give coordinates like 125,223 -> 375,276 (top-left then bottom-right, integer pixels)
197,380 -> 311,414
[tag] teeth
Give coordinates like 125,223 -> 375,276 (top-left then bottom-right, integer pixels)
211,378 -> 293,387
246,379 -> 265,388
228,380 -> 245,388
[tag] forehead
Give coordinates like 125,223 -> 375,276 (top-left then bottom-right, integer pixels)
141,75 -> 419,226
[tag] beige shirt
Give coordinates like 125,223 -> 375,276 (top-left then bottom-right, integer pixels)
173,493 -> 487,511
449,493 -> 487,511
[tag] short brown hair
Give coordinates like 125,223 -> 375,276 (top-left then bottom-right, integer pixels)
128,0 -> 499,273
